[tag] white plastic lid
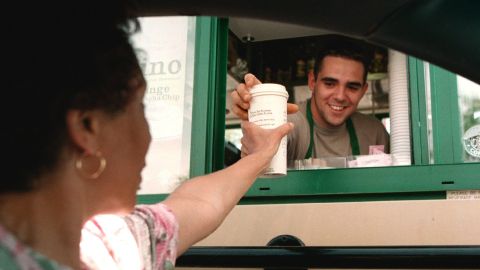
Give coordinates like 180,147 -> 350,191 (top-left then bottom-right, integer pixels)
250,83 -> 289,98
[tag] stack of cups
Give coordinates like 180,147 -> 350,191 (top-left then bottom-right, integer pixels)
388,49 -> 411,165
248,83 -> 289,177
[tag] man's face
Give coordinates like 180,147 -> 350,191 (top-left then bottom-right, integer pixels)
308,56 -> 368,128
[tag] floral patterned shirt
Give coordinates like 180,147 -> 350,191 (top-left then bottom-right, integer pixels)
0,203 -> 179,270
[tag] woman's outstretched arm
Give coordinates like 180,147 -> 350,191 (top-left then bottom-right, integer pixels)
163,121 -> 293,255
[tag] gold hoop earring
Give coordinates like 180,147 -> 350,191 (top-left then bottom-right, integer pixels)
75,151 -> 107,179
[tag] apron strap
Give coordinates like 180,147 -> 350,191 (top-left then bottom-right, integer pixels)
346,117 -> 360,156
305,99 -> 314,159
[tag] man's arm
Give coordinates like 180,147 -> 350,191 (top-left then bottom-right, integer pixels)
231,73 -> 299,120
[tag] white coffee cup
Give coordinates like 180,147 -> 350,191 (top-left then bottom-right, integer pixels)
248,83 -> 289,177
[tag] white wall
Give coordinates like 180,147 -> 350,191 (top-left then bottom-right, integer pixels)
179,199 -> 480,269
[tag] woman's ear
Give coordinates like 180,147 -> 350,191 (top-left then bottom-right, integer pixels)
66,110 -> 101,154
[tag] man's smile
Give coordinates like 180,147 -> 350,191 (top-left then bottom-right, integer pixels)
328,104 -> 347,111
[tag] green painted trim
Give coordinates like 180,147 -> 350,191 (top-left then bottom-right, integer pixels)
239,191 -> 445,205
408,57 -> 429,165
429,65 -> 463,164
244,162 -> 480,198
212,18 -> 229,172
190,17 -> 227,177
190,17 -> 212,177
136,191 -> 445,205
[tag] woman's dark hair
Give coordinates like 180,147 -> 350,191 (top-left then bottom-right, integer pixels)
313,34 -> 374,83
3,0 -> 143,193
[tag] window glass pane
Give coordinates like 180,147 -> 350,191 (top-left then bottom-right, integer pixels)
225,128 -> 242,150
131,16 -> 196,194
224,127 -> 242,167
217,17 -> 480,200
457,76 -> 480,162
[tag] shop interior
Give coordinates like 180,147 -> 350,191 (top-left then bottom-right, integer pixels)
224,18 -> 391,168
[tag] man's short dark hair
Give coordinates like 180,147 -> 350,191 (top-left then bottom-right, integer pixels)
313,34 -> 374,83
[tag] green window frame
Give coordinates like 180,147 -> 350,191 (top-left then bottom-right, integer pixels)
237,58 -> 480,204
242,57 -> 480,204
219,24 -> 479,204
140,17 -> 480,205
189,17 -> 228,177
428,65 -> 464,164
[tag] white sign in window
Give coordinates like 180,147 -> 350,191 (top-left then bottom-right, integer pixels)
132,16 -> 196,194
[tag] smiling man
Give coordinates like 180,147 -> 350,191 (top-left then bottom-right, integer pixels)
232,35 -> 390,161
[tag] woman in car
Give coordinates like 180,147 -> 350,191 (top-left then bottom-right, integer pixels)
0,0 -> 292,269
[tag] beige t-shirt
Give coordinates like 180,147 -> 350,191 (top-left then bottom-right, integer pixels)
287,101 -> 390,160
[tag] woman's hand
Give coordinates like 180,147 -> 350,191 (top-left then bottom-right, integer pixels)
240,120 -> 294,168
